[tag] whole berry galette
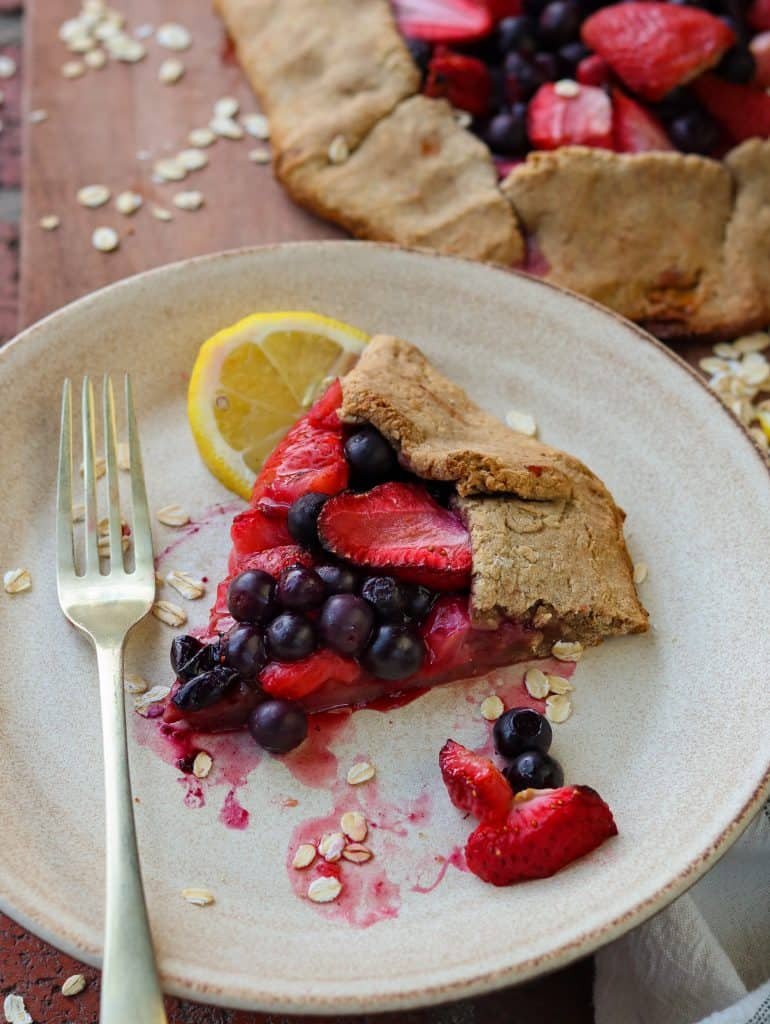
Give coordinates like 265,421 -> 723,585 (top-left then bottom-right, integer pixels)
216,0 -> 770,339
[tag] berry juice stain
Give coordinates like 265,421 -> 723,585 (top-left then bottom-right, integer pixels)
219,789 -> 249,830
411,846 -> 468,894
280,709 -> 353,789
154,500 -> 243,571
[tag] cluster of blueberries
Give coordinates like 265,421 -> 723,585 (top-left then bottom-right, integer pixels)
494,705 -> 565,790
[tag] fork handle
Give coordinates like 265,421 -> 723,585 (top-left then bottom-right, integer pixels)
95,643 -> 168,1024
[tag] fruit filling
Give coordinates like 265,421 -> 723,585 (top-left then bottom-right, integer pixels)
393,0 -> 769,161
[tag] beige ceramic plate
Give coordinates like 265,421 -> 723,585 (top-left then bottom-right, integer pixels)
0,243 -> 768,1015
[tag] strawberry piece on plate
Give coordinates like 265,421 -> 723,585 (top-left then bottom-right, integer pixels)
317,481 -> 472,590
612,89 -> 673,152
692,74 -> 770,142
231,501 -> 293,556
528,82 -> 614,150
581,2 -> 735,101
393,0 -> 493,43
425,47 -> 492,117
261,649 -> 360,700
749,0 -> 770,32
576,54 -> 612,88
439,739 -> 512,822
465,785 -> 618,885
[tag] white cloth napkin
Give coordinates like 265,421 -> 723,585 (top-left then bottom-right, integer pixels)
595,800 -> 770,1024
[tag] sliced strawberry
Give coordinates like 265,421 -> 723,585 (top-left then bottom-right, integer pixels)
528,82 -> 614,151
465,785 -> 618,885
421,595 -> 472,672
439,739 -> 512,823
307,377 -> 344,430
749,0 -> 770,32
692,74 -> 770,142
425,47 -> 492,117
576,53 -> 612,88
612,89 -> 673,152
485,0 -> 523,19
317,482 -> 472,590
261,650 -> 360,700
750,31 -> 770,87
393,0 -> 493,43
231,501 -> 293,557
581,3 -> 735,102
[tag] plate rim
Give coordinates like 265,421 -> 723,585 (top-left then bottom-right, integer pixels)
1,240 -> 769,1014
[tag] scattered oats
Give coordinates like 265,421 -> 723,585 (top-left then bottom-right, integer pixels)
3,993 -> 32,1024
713,342 -> 736,359
67,33 -> 95,53
454,108 -> 473,128
29,109 -> 48,124
551,640 -> 583,662
181,887 -> 214,906
292,843 -> 317,869
156,503 -> 190,526
192,751 -> 213,779
96,515 -> 129,539
327,134 -> 349,164
84,47 -> 107,69
115,190 -> 142,215
733,332 -> 769,355
155,571 -> 165,589
0,56 -> 17,79
151,600 -> 187,627
188,127 -> 216,147
241,112 -> 269,139
214,96 -> 239,119
91,226 -> 119,252
505,408 -> 537,436
166,569 -> 205,600
209,116 -> 243,139
524,667 -> 550,699
177,148 -> 208,171
248,146 -> 271,164
151,205 -> 173,222
134,684 -> 172,714
61,974 -> 87,997
633,561 -> 648,584
60,18 -> 86,42
554,78 -> 580,97
749,426 -> 769,451
116,440 -> 130,469
173,189 -> 204,211
40,214 -> 60,231
72,503 -> 85,522
347,761 -> 375,786
97,533 -> 130,557
307,876 -> 342,903
547,674 -> 574,695
124,672 -> 149,694
4,568 -> 31,594
158,57 -> 184,84
318,831 -> 346,862
157,23 -> 192,51
738,353 -> 769,387
62,60 -> 86,79
134,22 -> 154,40
342,842 -> 373,864
699,356 -> 728,375
545,693 -> 572,723
77,183 -> 110,208
153,157 -> 186,181
480,694 -> 505,721
340,811 -> 367,842
80,455 -> 106,478
93,20 -> 123,43
109,36 -> 146,62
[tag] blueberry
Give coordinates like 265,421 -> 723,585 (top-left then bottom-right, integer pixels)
170,634 -> 203,678
717,46 -> 756,84
248,699 -> 308,754
227,569 -> 276,624
493,707 -> 553,758
481,105 -> 530,156
668,108 -> 719,154
319,594 -> 374,657
361,575 -> 408,623
224,624 -> 266,679
287,492 -> 328,548
654,86 -> 695,121
504,51 -> 545,101
362,624 -> 425,681
404,584 -> 436,621
557,40 -> 589,74
405,37 -> 432,77
524,0 -> 550,18
496,15 -> 538,55
277,565 -> 326,612
425,481 -> 454,507
172,666 -> 239,711
316,563 -> 359,596
344,427 -> 398,485
503,749 -> 564,792
266,612 -> 316,661
532,50 -> 560,80
537,0 -> 581,47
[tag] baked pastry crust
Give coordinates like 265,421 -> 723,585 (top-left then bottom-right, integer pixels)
216,0 -> 768,338
340,336 -> 648,641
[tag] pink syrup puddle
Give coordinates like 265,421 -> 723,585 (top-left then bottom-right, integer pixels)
362,687 -> 429,713
154,500 -> 243,572
411,845 -> 468,894
219,789 -> 249,830
522,235 -> 551,277
280,709 -> 353,789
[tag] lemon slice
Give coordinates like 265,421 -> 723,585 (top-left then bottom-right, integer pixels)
188,311 -> 368,499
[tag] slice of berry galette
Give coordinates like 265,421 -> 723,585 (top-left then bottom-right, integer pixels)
166,335 -> 647,751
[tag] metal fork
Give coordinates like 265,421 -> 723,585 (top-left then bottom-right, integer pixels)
57,376 -> 168,1024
